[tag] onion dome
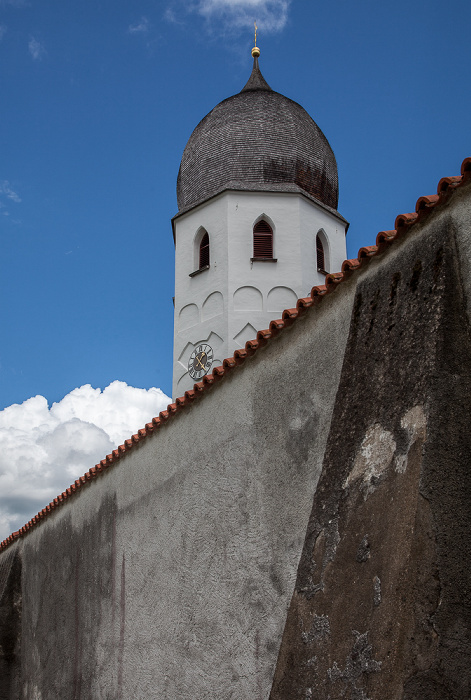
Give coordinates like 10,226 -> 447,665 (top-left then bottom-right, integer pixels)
177,52 -> 339,213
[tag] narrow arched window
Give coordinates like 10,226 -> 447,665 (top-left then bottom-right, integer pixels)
199,232 -> 210,269
253,220 -> 273,259
316,234 -> 325,271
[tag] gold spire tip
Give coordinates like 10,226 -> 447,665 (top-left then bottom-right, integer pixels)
252,21 -> 260,57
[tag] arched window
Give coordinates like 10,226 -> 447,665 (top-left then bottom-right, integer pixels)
316,234 -> 325,272
199,232 -> 210,269
253,220 -> 273,259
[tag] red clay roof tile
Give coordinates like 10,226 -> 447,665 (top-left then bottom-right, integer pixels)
395,212 -> 418,229
438,175 -> 462,194
341,259 -> 361,274
296,297 -> 314,310
416,194 -> 440,212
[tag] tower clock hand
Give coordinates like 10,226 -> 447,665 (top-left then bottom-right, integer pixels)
195,353 -> 207,370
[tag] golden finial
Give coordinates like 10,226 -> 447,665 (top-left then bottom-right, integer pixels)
252,21 -> 260,57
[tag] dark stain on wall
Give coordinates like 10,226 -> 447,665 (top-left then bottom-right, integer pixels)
73,548 -> 82,700
117,552 -> 125,698
0,549 -> 21,700
270,219 -> 471,699
20,493 -> 119,699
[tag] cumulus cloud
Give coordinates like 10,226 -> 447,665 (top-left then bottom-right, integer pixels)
0,180 -> 21,203
128,16 -> 150,33
167,0 -> 290,34
28,36 -> 45,60
0,381 -> 170,541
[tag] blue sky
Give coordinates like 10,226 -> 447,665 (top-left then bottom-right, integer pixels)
0,0 -> 470,536
1,0 -> 470,409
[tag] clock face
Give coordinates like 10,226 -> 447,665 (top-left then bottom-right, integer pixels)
188,343 -> 214,380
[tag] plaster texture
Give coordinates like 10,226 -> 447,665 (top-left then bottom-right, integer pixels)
172,189 -> 347,397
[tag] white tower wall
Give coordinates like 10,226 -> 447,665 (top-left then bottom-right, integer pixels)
172,190 -> 347,398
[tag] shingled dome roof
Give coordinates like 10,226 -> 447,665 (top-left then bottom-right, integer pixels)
176,56 -> 339,212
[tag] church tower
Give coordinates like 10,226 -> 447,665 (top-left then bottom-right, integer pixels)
172,45 -> 348,399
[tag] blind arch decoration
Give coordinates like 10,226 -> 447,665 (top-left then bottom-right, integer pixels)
253,220 -> 273,259
199,232 -> 210,268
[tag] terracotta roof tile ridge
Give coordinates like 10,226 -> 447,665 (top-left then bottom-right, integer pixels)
1,157 -> 470,553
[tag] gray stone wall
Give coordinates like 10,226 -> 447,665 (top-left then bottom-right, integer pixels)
270,185 -> 471,699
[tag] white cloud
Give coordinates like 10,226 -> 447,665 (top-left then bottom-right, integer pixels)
0,180 -> 21,203
28,36 -> 45,60
128,16 -> 150,34
0,381 -> 171,541
167,0 -> 290,33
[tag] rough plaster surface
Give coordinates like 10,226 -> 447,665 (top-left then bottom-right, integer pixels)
0,268 -> 354,699
270,197 -> 471,699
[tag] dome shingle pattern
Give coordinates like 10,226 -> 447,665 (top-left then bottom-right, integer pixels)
177,57 -> 339,212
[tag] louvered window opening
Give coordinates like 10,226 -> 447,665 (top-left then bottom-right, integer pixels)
316,235 -> 325,271
253,221 -> 273,259
199,233 -> 210,268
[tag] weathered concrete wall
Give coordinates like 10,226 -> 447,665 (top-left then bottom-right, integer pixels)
270,185 -> 471,699
0,258 -> 356,699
